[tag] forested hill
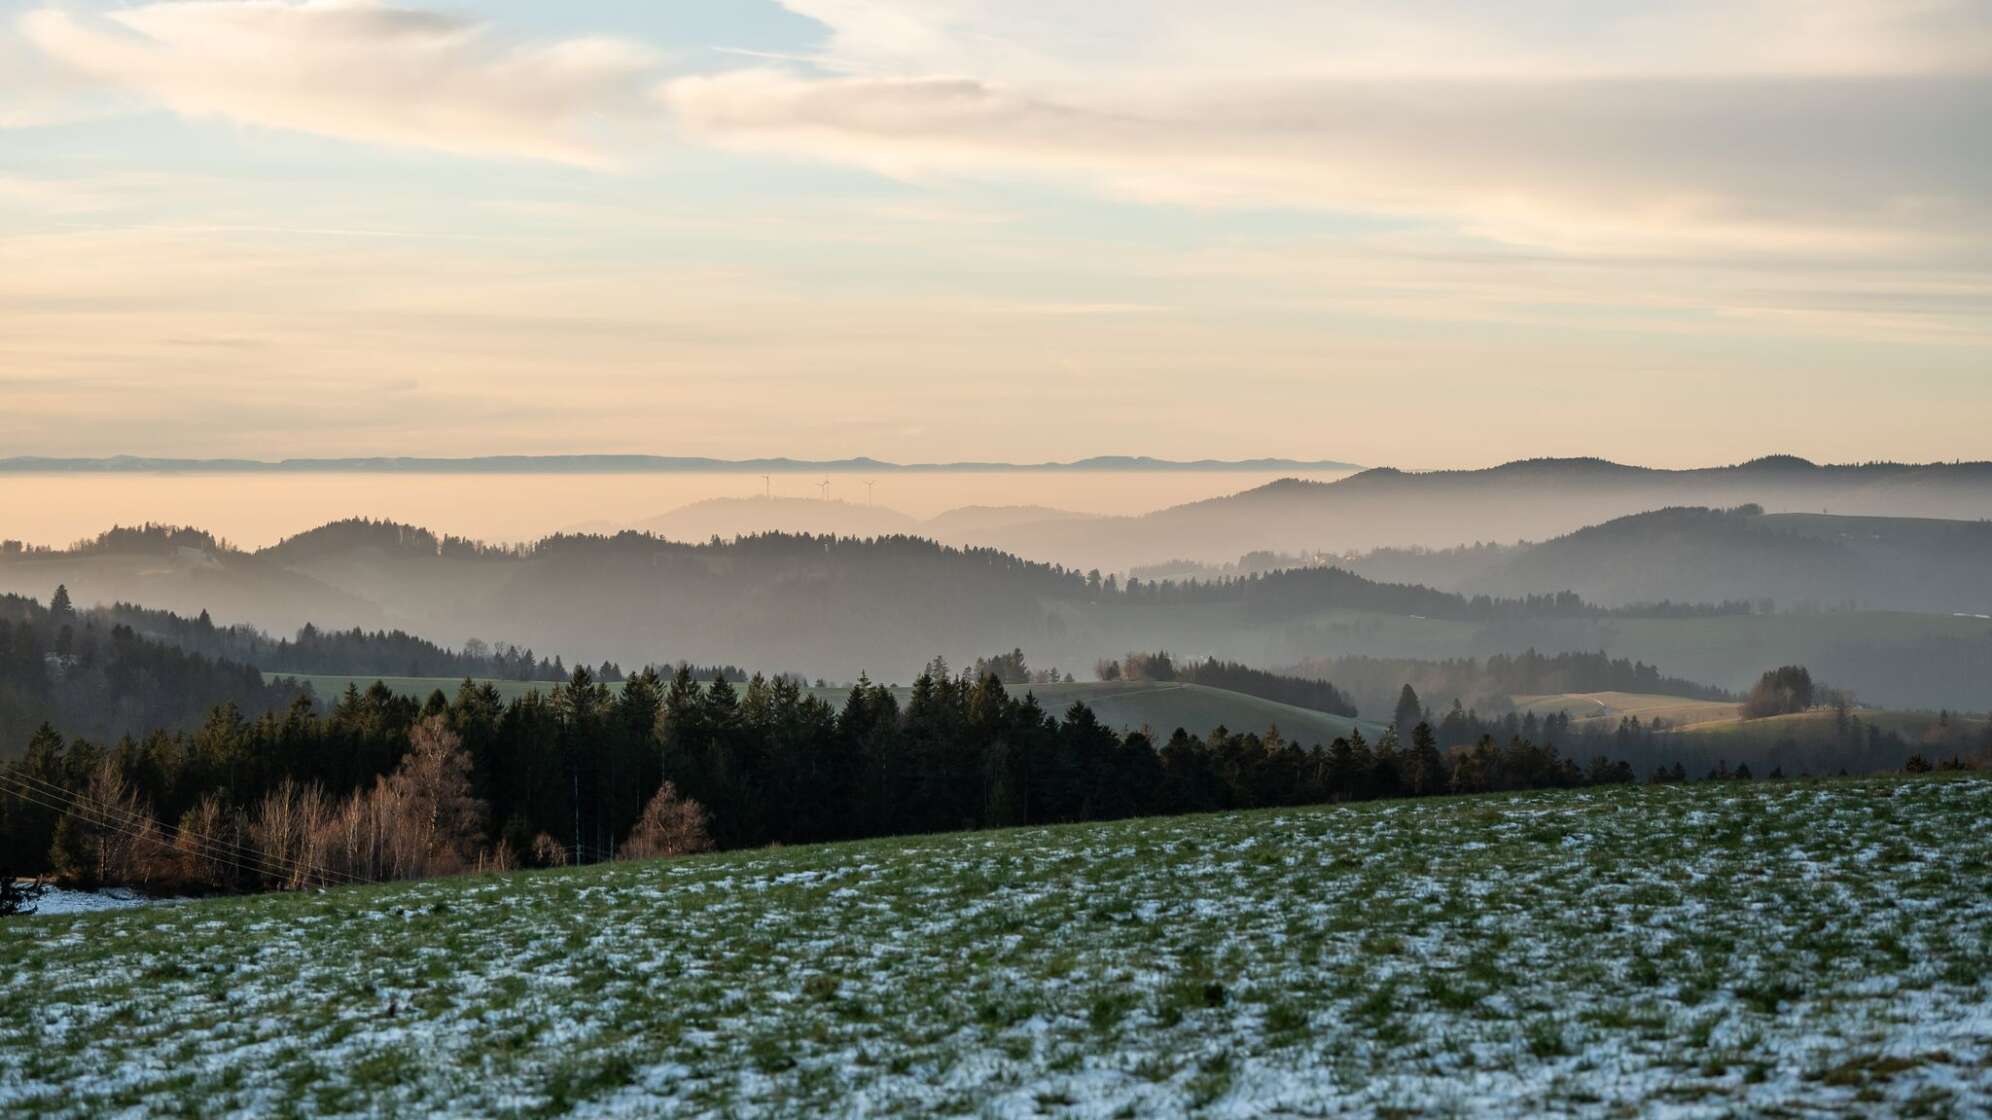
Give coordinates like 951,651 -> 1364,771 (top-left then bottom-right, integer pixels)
1473,507 -> 1992,614
974,457 -> 1992,570
6,518 -> 1991,707
1336,506 -> 1992,615
1,521 -> 1728,685
1295,650 -> 1737,720
0,593 -> 305,755
77,600 -> 584,682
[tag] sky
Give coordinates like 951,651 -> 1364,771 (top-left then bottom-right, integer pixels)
1,0 -> 1988,469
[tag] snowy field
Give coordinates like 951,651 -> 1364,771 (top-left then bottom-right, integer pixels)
8,886 -> 178,917
3,775 -> 1989,1117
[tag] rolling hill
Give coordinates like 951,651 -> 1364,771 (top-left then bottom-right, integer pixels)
634,497 -> 924,542
8,776 -> 1988,1116
9,515 -> 1992,709
1456,507 -> 1992,614
971,457 -> 1992,571
1509,691 -> 1743,730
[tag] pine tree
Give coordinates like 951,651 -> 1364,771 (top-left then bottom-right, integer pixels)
1393,684 -> 1423,735
1407,721 -> 1447,796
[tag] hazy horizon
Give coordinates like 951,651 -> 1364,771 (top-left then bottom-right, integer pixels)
0,467 -> 1362,550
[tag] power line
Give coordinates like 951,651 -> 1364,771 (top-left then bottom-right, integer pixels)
1,771 -> 363,888
0,772 -> 343,888
0,780 -> 313,888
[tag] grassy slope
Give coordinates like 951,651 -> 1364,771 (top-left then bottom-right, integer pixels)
4,776 -> 1989,1116
1270,606 -> 1991,708
1511,691 -> 1743,729
961,681 -> 1380,742
282,675 -> 1384,742
1681,707 -> 1992,741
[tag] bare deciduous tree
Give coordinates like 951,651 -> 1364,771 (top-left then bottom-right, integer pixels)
530,832 -> 570,868
307,715 -> 491,884
251,780 -> 336,890
175,791 -> 248,891
383,715 -> 488,874
618,782 -> 715,861
51,758 -> 159,889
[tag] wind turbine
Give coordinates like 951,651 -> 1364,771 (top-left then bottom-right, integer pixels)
760,474 -> 771,500
864,480 -> 875,506
818,480 -> 831,501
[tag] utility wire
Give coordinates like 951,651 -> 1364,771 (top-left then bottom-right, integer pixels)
0,780 -> 317,888
0,774 -> 331,888
9,768 -> 365,886
0,771 -> 363,888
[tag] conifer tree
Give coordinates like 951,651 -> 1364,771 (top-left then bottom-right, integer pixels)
1393,684 -> 1423,736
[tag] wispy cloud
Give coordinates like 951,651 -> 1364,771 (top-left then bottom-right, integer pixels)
664,69 -> 1992,261
20,1 -> 667,165
4,0 -> 1990,464
775,0 -> 1992,80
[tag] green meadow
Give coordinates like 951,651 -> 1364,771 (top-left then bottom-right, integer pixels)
5,775 -> 1988,1117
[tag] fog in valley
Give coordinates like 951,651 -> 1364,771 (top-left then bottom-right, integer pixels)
0,468 -> 1356,553
6,458 -> 1989,712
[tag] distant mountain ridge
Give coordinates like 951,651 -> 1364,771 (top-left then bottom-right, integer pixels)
3,513 -> 1989,709
0,453 -> 1361,474
980,456 -> 1992,569
1338,505 -> 1992,616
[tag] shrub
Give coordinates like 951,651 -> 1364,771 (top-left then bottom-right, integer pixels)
619,782 -> 715,861
530,832 -> 570,868
1742,666 -> 1815,719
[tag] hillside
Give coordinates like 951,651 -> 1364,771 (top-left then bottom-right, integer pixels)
0,593 -> 306,756
5,776 -> 1987,1116
636,497 -> 923,542
1679,707 -> 1992,744
0,528 -> 381,636
1283,607 -> 1992,711
10,520 -> 1992,709
1510,691 -> 1743,730
976,457 -> 1992,571
1454,507 -> 1992,614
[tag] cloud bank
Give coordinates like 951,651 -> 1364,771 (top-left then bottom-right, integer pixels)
660,0 -> 1992,259
20,1 -> 664,164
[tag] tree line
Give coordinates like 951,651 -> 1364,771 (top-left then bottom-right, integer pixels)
1099,652 -> 1358,717
59,596 -> 624,683
1299,649 -> 1735,718
0,589 -> 774,758
21,520 -> 1764,627
1383,677 -> 1976,778
3,661 -> 1654,894
0,593 -> 305,754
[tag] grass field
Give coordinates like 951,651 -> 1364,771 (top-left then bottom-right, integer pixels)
279,675 -> 1383,742
282,673 -> 574,703
1680,707 -> 1992,741
5,776 -> 1989,1116
1511,691 -> 1743,730
1267,606 -> 1992,703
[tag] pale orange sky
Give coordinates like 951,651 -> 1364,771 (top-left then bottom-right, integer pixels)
2,1 -> 1988,468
